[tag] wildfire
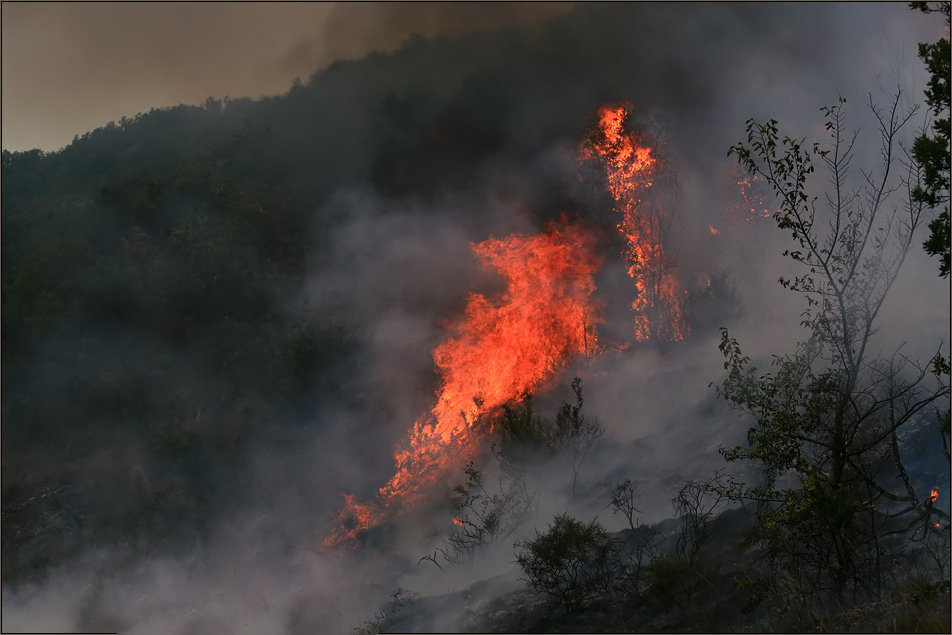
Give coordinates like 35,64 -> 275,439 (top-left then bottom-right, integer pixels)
725,167 -> 773,223
323,221 -> 602,547
580,102 -> 686,342
930,487 -> 939,502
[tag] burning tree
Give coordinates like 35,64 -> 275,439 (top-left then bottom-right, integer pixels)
714,166 -> 775,270
324,220 -> 603,547
419,377 -> 604,566
580,103 -> 688,344
716,94 -> 951,613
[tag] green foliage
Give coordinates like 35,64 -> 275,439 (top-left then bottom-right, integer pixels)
643,554 -> 722,619
2,236 -> 104,349
439,379 -> 603,564
933,352 -> 952,445
494,378 -> 604,493
0,84 -> 362,582
910,2 -> 951,276
643,555 -> 686,609
923,209 -> 950,277
613,473 -> 734,624
716,330 -> 832,492
721,93 -> 951,613
495,391 -> 551,463
515,513 -> 621,613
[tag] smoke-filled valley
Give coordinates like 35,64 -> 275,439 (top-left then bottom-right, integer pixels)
2,3 -> 949,633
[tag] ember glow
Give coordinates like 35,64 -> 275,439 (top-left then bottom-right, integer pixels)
324,221 -> 602,547
726,168 -> 773,223
580,103 -> 687,342
930,487 -> 939,502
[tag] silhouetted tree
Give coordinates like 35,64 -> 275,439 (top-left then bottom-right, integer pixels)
718,94 -> 950,613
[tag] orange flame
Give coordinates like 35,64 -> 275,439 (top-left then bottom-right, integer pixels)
930,487 -> 939,502
324,221 -> 602,547
725,167 -> 773,224
580,103 -> 686,342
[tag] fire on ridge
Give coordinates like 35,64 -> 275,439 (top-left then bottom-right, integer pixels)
325,103 -> 692,548
323,220 -> 602,547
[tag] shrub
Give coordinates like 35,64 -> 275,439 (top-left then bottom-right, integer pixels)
515,513 -> 621,613
442,461 -> 533,562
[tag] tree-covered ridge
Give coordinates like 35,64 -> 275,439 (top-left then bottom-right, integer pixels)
0,15 -> 608,588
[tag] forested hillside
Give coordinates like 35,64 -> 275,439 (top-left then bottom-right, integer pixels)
2,4 -> 948,633
1,11 -> 716,582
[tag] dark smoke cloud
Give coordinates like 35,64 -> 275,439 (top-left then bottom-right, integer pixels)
3,3 -> 948,633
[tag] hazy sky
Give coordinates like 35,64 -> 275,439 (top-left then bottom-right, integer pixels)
1,2 -> 571,153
